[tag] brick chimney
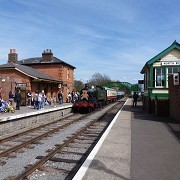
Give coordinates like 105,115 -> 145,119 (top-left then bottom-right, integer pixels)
41,49 -> 53,62
8,49 -> 18,63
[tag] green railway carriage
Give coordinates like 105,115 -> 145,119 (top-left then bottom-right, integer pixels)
140,41 -> 180,116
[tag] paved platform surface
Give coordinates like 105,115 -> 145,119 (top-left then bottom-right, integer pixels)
0,103 -> 72,122
73,99 -> 180,180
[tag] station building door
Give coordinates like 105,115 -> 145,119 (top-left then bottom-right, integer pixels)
20,90 -> 26,106
15,87 -> 26,106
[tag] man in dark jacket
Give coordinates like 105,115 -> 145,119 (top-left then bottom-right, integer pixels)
133,92 -> 139,107
58,91 -> 63,104
9,90 -> 14,106
14,89 -> 21,110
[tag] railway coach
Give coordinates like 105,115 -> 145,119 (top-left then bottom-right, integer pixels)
104,87 -> 117,102
117,91 -> 125,100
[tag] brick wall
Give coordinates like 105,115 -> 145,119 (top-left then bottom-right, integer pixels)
1,49 -> 75,104
0,69 -> 61,104
30,64 -> 74,100
0,69 -> 30,101
168,73 -> 180,122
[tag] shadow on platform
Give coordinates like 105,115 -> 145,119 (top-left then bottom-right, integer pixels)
127,104 -> 180,142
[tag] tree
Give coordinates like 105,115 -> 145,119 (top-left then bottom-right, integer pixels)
88,73 -> 112,86
74,80 -> 84,92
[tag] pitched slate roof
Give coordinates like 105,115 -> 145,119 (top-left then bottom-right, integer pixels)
0,63 -> 62,83
19,56 -> 76,69
141,40 -> 180,74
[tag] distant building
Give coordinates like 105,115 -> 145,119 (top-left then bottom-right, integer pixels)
140,41 -> 180,116
0,49 -> 76,105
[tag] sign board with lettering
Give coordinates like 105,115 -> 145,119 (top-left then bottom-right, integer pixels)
15,83 -> 27,87
161,62 -> 180,66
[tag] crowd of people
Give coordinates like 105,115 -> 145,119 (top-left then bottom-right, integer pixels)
0,89 -> 80,113
0,89 -> 22,113
65,91 -> 79,104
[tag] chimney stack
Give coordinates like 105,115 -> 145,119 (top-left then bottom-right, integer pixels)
8,49 -> 18,63
41,49 -> 53,62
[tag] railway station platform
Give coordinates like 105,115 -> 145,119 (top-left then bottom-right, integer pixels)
0,103 -> 72,136
73,99 -> 180,180
0,103 -> 72,122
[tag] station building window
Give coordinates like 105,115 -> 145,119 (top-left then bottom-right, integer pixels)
67,68 -> 70,79
166,67 -> 179,87
155,67 -> 165,87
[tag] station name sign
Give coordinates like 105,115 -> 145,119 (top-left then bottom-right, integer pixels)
161,62 -> 180,66
15,83 -> 27,87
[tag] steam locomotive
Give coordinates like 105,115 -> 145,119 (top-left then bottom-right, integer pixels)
72,84 -> 118,113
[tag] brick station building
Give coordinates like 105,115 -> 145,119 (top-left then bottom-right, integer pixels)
0,49 -> 76,105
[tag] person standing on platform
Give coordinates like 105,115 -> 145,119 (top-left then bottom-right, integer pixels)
38,91 -> 43,110
41,90 -> 46,109
14,89 -> 21,110
9,90 -> 14,106
58,91 -> 63,105
132,92 -> 139,107
67,92 -> 72,103
73,92 -> 78,103
33,91 -> 39,110
53,95 -> 57,107
27,90 -> 32,107
71,91 -> 75,103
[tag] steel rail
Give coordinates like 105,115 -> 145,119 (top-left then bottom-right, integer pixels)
0,114 -> 75,143
14,119 -> 99,180
15,101 -> 126,180
0,114 -> 88,158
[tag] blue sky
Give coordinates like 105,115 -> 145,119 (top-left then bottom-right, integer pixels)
0,0 -> 179,84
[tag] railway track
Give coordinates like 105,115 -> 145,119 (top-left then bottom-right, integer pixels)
1,99 -> 127,180
0,114 -> 91,159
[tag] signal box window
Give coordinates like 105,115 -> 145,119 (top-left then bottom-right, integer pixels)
167,67 -> 178,87
155,67 -> 165,87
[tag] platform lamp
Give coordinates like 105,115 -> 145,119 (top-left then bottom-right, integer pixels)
1,78 -> 6,83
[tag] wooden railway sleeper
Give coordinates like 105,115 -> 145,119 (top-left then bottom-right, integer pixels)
36,156 -> 79,163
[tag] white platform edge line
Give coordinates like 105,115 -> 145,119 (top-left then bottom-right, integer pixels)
72,99 -> 128,180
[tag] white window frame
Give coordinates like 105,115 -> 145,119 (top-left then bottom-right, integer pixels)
166,67 -> 179,87
67,68 -> 70,79
155,67 -> 165,88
